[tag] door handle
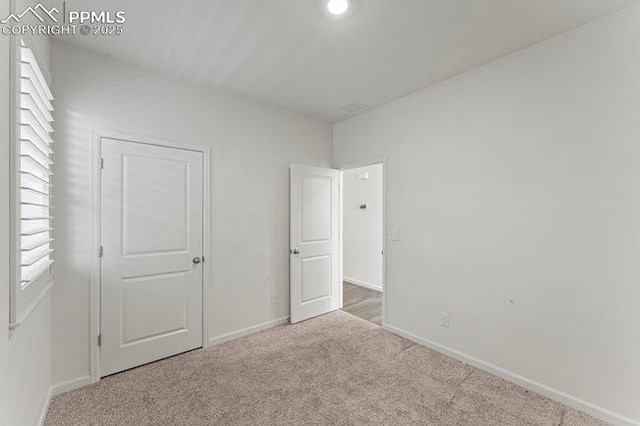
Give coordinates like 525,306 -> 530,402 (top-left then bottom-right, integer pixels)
192,256 -> 202,264
291,249 -> 299,255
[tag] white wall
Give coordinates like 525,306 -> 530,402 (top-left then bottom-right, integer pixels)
50,41 -> 332,389
343,164 -> 383,291
334,5 -> 640,425
1,1 -> 53,423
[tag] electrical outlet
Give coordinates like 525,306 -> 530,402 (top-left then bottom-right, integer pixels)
440,312 -> 450,328
271,291 -> 279,305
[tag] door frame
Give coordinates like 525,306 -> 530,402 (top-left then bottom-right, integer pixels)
336,157 -> 387,328
89,129 -> 211,383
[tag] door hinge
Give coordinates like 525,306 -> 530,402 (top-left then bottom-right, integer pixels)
99,246 -> 103,257
97,334 -> 102,346
100,158 -> 104,169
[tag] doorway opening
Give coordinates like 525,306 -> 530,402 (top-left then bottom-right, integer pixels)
340,163 -> 384,326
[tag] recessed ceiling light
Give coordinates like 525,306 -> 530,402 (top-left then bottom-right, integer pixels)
327,0 -> 349,15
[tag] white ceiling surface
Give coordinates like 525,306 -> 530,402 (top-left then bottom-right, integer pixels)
51,0 -> 639,122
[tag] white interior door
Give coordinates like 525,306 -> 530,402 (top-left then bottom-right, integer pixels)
290,164 -> 341,324
100,138 -> 203,377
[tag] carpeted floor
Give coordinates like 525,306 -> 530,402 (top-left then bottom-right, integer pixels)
45,311 -> 607,426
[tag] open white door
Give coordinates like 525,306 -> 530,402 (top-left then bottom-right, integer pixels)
100,138 -> 203,376
290,164 -> 341,324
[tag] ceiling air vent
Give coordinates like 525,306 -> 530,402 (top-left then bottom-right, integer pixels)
339,102 -> 370,114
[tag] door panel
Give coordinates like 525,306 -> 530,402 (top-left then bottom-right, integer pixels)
101,138 -> 203,377
301,255 -> 332,303
290,164 -> 340,324
121,155 -> 188,255
301,175 -> 332,242
121,271 -> 188,345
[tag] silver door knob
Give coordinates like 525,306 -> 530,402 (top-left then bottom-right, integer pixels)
192,257 -> 202,264
291,249 -> 299,255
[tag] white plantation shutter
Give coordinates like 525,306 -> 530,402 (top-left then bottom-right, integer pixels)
10,39 -> 54,327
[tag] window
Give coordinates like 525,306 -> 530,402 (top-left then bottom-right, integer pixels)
9,39 -> 54,327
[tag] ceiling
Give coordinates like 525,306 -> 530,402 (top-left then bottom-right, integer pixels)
49,0 -> 638,122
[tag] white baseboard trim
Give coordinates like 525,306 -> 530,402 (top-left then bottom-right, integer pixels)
52,375 -> 92,396
208,316 -> 290,346
384,324 -> 639,426
37,386 -> 52,426
344,277 -> 382,292
51,318 -> 290,398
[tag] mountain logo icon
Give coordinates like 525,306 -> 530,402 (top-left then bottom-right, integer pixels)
2,3 -> 60,24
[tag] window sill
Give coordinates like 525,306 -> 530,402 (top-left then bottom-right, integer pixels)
9,278 -> 53,330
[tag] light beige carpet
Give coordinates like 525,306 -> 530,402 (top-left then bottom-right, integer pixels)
45,311 -> 607,426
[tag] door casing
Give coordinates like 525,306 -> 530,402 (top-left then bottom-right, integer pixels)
89,129 -> 211,383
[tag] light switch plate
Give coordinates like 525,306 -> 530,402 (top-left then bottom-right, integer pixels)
389,227 -> 400,241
